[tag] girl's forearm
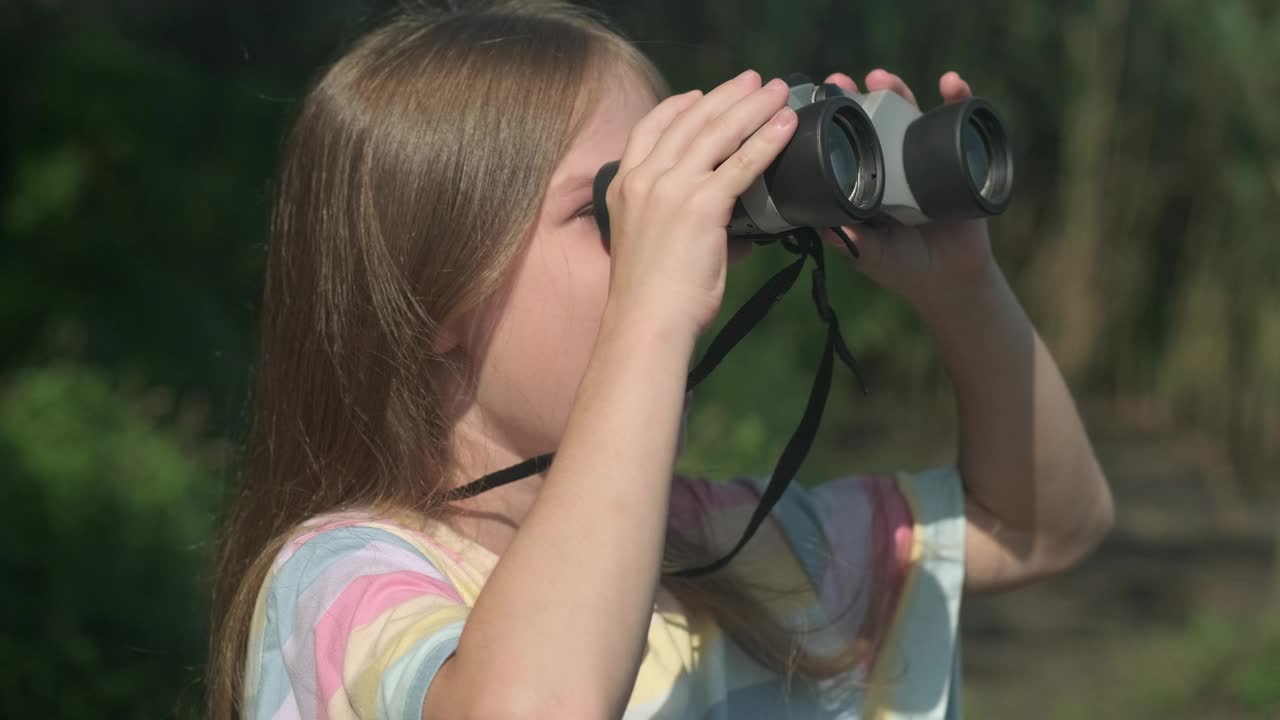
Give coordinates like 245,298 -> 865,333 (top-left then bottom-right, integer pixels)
917,261 -> 1113,588
437,305 -> 694,718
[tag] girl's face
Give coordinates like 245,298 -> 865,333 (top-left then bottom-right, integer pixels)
458,69 -> 660,461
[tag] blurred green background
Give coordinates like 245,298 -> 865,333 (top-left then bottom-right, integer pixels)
1,0 -> 1277,717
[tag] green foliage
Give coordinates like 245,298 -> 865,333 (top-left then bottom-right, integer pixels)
0,364 -> 221,718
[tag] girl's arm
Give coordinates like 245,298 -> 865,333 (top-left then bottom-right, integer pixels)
920,260 -> 1113,593
429,311 -> 696,718
818,68 -> 1113,594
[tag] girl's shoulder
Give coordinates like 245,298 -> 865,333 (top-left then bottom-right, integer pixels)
266,508 -> 495,605
244,510 -> 484,719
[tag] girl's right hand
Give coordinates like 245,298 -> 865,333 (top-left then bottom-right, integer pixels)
602,70 -> 797,338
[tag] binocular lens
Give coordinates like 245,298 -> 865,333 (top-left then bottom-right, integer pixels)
962,117 -> 992,194
829,116 -> 861,199
827,107 -> 885,213
828,113 -> 883,212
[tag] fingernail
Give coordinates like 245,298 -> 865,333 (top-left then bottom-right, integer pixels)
770,106 -> 796,127
765,77 -> 787,91
737,69 -> 757,81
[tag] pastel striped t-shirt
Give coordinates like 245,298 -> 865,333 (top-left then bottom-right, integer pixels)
243,466 -> 966,719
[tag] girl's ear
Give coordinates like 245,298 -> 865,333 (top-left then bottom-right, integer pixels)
431,304 -> 479,356
431,322 -> 461,355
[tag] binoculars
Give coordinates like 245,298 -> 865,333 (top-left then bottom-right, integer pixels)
593,74 -> 1014,237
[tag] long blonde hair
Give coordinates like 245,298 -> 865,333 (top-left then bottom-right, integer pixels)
209,3 -> 888,716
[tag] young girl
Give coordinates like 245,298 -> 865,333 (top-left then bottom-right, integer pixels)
209,3 -> 1114,718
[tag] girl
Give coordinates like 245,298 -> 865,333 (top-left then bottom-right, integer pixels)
209,2 -> 1114,718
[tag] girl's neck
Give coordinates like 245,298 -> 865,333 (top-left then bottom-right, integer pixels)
444,408 -> 548,558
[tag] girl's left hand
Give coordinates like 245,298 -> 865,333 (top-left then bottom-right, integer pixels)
819,69 -> 998,314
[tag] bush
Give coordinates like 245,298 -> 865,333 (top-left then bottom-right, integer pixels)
0,364 -> 221,718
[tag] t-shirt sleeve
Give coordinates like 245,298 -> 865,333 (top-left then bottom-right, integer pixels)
243,522 -> 469,720
800,467 -> 967,719
672,466 -> 967,719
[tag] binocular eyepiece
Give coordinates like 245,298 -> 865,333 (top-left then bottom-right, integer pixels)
593,74 -> 1014,239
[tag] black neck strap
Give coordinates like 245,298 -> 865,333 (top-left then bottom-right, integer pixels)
443,227 -> 866,578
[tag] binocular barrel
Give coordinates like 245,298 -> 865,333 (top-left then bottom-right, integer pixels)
729,94 -> 885,234
845,85 -> 1014,226
591,76 -> 1015,243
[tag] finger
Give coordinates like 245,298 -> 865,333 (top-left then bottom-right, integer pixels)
618,89 -> 703,171
676,77 -> 790,174
822,72 -> 860,94
865,68 -> 918,108
706,103 -> 797,199
939,71 -> 972,104
640,69 -> 762,171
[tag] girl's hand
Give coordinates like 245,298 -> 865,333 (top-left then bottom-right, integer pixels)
819,69 -> 998,314
604,71 -> 798,337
